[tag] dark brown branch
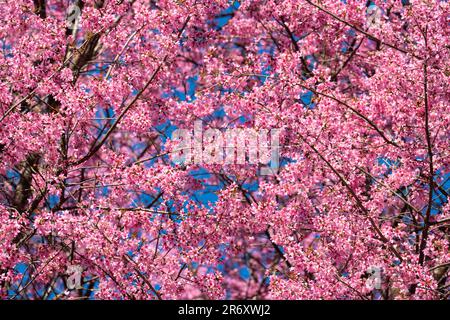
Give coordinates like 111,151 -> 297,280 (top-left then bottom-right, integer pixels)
33,0 -> 46,19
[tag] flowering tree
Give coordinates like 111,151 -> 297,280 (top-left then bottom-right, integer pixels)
0,0 -> 448,300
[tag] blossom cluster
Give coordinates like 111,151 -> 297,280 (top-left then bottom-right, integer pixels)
0,0 -> 448,300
